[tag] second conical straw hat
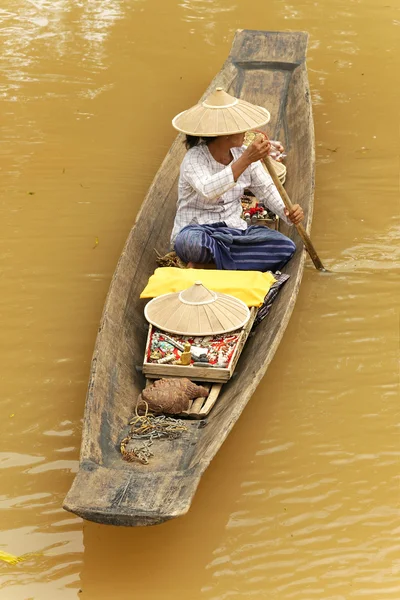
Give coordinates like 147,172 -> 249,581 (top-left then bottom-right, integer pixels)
144,281 -> 250,336
172,88 -> 270,136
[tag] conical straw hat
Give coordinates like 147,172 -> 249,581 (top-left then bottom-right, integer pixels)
172,88 -> 270,136
144,281 -> 251,336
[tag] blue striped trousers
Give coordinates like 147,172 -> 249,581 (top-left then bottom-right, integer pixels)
174,222 -> 296,272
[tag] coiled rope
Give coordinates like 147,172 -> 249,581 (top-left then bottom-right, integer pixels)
120,401 -> 188,465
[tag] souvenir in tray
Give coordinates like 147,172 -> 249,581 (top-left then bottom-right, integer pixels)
146,327 -> 241,369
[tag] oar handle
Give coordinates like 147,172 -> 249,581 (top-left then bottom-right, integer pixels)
263,154 -> 327,272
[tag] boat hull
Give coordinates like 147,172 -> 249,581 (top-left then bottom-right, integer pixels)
64,29 -> 315,526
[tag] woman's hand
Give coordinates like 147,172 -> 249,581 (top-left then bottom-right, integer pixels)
284,204 -> 304,225
232,136 -> 271,181
242,137 -> 271,164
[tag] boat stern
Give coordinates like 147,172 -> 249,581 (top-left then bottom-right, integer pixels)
63,462 -> 201,527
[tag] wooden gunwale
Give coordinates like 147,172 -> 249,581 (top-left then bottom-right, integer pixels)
63,29 -> 315,527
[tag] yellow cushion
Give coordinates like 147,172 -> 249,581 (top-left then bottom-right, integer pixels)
140,267 -> 276,307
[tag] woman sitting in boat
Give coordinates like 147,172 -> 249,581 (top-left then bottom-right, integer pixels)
170,88 -> 304,272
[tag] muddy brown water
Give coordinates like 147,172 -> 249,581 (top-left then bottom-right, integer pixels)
1,0 -> 399,598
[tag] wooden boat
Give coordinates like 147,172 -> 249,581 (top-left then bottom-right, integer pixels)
63,29 -> 315,526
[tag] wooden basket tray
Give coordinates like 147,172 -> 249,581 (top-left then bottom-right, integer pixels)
143,308 -> 257,383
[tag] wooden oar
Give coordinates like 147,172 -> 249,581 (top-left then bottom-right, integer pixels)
263,154 -> 327,272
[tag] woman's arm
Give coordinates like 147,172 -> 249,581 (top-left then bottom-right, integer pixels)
183,138 -> 273,202
231,137 -> 271,181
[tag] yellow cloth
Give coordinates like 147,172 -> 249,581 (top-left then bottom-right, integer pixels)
140,268 -> 276,307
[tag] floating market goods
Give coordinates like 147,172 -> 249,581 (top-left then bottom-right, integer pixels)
157,354 -> 175,364
138,377 -> 209,414
147,327 -> 240,367
174,342 -> 192,365
142,318 -> 255,383
157,333 -> 185,352
190,345 -> 208,359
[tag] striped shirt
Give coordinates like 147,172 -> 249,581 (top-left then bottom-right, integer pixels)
170,143 -> 291,243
